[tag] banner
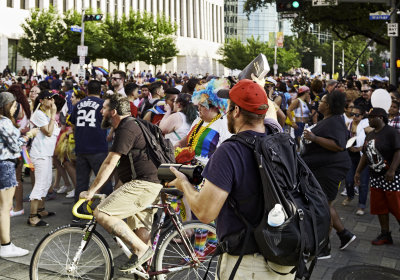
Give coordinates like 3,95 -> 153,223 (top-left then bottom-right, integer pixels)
277,32 -> 284,48
268,32 -> 276,48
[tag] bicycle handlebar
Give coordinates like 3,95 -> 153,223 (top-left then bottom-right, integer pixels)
72,194 -> 106,220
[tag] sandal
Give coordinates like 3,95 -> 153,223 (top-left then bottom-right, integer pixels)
27,214 -> 49,227
38,208 -> 56,217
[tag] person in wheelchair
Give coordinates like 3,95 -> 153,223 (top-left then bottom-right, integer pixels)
79,94 -> 162,273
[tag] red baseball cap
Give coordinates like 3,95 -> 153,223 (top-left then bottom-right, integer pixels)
217,79 -> 269,115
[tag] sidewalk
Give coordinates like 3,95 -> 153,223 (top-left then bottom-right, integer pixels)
0,175 -> 399,279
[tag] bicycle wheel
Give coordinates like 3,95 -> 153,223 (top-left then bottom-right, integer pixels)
155,221 -> 218,280
30,224 -> 113,280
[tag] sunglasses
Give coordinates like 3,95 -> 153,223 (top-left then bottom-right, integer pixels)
45,96 -> 54,100
111,77 -> 121,81
350,113 -> 362,117
361,90 -> 370,93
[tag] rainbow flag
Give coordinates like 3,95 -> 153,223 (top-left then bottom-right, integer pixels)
93,66 -> 109,76
21,146 -> 34,170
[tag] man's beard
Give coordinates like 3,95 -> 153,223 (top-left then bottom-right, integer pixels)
227,113 -> 236,134
101,115 -> 112,129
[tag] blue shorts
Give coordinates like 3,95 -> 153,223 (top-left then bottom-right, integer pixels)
0,160 -> 17,191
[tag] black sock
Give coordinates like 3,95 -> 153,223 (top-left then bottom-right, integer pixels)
1,242 -> 11,246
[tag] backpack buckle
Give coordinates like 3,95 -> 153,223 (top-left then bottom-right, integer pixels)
245,137 -> 256,145
297,209 -> 304,220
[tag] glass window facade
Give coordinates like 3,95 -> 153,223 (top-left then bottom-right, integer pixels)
224,0 -> 292,44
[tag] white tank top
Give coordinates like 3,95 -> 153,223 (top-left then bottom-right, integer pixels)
165,112 -> 191,146
294,99 -> 310,118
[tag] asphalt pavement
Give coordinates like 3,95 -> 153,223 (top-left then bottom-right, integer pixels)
0,172 -> 399,279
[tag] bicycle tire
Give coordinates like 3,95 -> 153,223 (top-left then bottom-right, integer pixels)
30,224 -> 114,280
155,221 -> 218,280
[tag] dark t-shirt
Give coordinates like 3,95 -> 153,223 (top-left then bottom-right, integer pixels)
111,117 -> 159,184
202,131 -> 264,241
363,125 -> 400,177
302,115 -> 351,173
69,96 -> 108,154
354,97 -> 372,113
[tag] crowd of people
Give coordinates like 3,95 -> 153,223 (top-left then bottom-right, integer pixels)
0,65 -> 400,278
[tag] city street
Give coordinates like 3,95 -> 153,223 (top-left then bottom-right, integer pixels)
0,174 -> 399,279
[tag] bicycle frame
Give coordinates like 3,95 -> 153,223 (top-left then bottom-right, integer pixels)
72,192 -> 203,279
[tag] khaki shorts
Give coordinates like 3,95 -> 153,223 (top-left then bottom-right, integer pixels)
216,253 -> 295,280
97,180 -> 162,231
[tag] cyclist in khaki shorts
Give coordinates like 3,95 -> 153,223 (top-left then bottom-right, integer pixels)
80,94 -> 162,272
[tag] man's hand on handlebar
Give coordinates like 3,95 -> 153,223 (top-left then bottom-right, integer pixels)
167,167 -> 192,191
79,190 -> 95,201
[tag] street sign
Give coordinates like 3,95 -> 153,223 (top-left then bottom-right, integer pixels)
77,45 -> 88,57
369,11 -> 390,20
312,0 -> 338,6
388,23 -> 398,37
280,13 -> 298,19
70,25 -> 82,33
79,56 -> 86,66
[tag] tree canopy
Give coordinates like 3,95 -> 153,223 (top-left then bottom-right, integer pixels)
18,6 -> 64,72
244,0 -> 392,48
19,7 -> 178,71
218,37 -> 301,73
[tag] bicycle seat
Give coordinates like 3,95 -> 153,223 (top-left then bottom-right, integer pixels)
160,188 -> 183,197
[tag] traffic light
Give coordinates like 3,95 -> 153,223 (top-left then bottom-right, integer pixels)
83,14 -> 103,22
276,0 -> 303,12
397,59 -> 400,68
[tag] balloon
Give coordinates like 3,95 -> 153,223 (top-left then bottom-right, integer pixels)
371,89 -> 391,113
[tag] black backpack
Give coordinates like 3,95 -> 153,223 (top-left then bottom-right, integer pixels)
222,130 -> 330,280
128,117 -> 175,179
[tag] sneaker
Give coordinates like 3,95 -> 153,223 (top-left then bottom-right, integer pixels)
119,247 -> 154,273
356,209 -> 365,216
342,198 -> 352,206
317,243 -> 331,260
337,229 -> 356,250
56,186 -> 68,194
372,231 -> 393,245
354,186 -> 359,196
66,189 -> 75,198
0,243 -> 29,258
10,209 -> 24,217
340,189 -> 347,196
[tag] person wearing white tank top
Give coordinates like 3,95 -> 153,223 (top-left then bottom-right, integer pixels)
286,86 -> 311,144
159,93 -> 197,146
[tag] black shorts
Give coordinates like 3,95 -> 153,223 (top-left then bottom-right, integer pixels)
312,168 -> 343,202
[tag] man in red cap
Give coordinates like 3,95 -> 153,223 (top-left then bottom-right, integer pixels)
169,79 -> 295,279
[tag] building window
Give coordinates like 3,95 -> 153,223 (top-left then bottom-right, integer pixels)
7,0 -> 13,8
8,39 -> 18,74
35,0 -> 40,8
122,0 -> 125,13
106,0 -> 110,13
63,0 -> 67,12
186,0 -> 190,37
20,0 -> 26,9
115,0 -> 118,14
49,0 -> 54,7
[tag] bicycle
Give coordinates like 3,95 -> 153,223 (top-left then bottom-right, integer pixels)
29,188 -> 218,280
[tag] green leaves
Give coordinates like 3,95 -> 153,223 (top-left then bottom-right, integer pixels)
139,13 -> 178,70
244,0 -> 390,48
19,6 -> 63,63
218,36 -> 301,73
20,8 -> 178,69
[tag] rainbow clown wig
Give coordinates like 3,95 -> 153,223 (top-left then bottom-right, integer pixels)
191,78 -> 229,114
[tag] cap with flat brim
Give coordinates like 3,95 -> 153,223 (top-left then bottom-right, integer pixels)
217,79 -> 268,115
38,90 -> 58,100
